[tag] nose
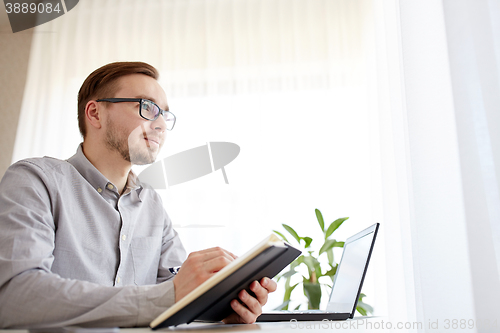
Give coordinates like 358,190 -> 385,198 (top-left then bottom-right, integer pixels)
150,115 -> 167,132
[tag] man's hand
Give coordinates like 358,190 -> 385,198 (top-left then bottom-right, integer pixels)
173,247 -> 237,302
222,277 -> 278,324
172,247 -> 278,324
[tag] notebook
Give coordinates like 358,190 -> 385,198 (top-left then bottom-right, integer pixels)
150,234 -> 301,329
257,223 -> 379,322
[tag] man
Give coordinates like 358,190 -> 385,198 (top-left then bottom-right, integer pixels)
0,62 -> 276,328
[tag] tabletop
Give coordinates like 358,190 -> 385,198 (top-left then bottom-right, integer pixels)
0,317 -> 384,333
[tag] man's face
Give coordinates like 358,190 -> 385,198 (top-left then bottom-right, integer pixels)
102,74 -> 169,165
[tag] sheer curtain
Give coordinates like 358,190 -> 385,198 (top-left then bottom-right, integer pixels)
369,0 -> 500,330
12,0 -> 500,325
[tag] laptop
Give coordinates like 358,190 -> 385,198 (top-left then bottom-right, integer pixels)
257,223 -> 379,322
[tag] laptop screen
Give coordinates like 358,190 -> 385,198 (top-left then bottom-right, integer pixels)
325,224 -> 377,314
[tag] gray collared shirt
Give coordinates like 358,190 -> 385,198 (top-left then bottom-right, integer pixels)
0,145 -> 186,328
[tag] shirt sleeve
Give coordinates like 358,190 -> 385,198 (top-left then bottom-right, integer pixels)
0,162 -> 175,328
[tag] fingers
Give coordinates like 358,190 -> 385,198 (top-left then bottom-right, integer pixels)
200,248 -> 236,273
260,277 -> 277,293
199,247 -> 237,261
245,278 -> 277,307
189,247 -> 236,263
230,290 -> 262,324
173,247 -> 237,302
239,289 -> 262,316
223,278 -> 277,324
178,247 -> 235,274
195,247 -> 237,269
229,279 -> 274,324
249,280 -> 268,306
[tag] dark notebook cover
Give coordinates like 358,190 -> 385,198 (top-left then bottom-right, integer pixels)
150,235 -> 301,329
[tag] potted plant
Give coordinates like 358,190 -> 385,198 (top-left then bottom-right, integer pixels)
273,209 -> 373,315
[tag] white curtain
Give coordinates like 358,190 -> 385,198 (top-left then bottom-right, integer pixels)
13,0 -> 372,161
370,0 -> 500,330
13,0 -> 500,326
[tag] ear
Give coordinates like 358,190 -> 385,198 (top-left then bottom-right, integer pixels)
85,100 -> 103,131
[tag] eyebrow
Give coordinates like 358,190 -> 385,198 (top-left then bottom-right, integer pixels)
135,95 -> 169,111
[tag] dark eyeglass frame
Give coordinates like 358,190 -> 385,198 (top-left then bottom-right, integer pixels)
96,98 -> 176,130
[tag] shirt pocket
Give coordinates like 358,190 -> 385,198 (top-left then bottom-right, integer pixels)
131,236 -> 162,285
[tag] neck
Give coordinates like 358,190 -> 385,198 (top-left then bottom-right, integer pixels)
82,140 -> 131,194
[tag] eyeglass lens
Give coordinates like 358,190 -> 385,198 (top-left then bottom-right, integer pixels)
140,100 -> 159,120
141,100 -> 175,129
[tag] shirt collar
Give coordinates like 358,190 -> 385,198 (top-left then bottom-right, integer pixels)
123,169 -> 144,195
67,144 -> 144,200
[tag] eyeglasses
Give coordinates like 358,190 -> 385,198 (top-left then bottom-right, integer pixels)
96,98 -> 176,131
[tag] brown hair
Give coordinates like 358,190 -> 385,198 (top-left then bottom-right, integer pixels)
77,61 -> 159,137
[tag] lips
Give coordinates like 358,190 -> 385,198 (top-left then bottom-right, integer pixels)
144,136 -> 162,148
140,125 -> 163,148
147,138 -> 160,145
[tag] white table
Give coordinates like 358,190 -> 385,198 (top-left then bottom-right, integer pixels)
0,317 -> 384,333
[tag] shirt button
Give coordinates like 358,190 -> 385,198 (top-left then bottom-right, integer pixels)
97,188 -> 103,193
121,234 -> 127,241
107,184 -> 114,190
116,276 -> 121,284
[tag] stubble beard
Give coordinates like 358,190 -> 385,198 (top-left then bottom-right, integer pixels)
105,119 -> 161,166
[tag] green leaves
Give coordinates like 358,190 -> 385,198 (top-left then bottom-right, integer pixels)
276,268 -> 297,282
273,230 -> 289,243
316,209 -> 348,239
302,255 -> 321,282
275,208 -> 372,315
326,249 -> 334,266
282,224 -> 300,243
324,264 -> 338,278
302,237 -> 313,248
283,282 -> 299,310
319,240 -> 344,255
315,209 -> 324,231
357,306 -> 367,316
279,224 -> 313,249
303,283 -> 321,309
325,217 -> 349,239
273,300 -> 290,311
356,293 -> 374,316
